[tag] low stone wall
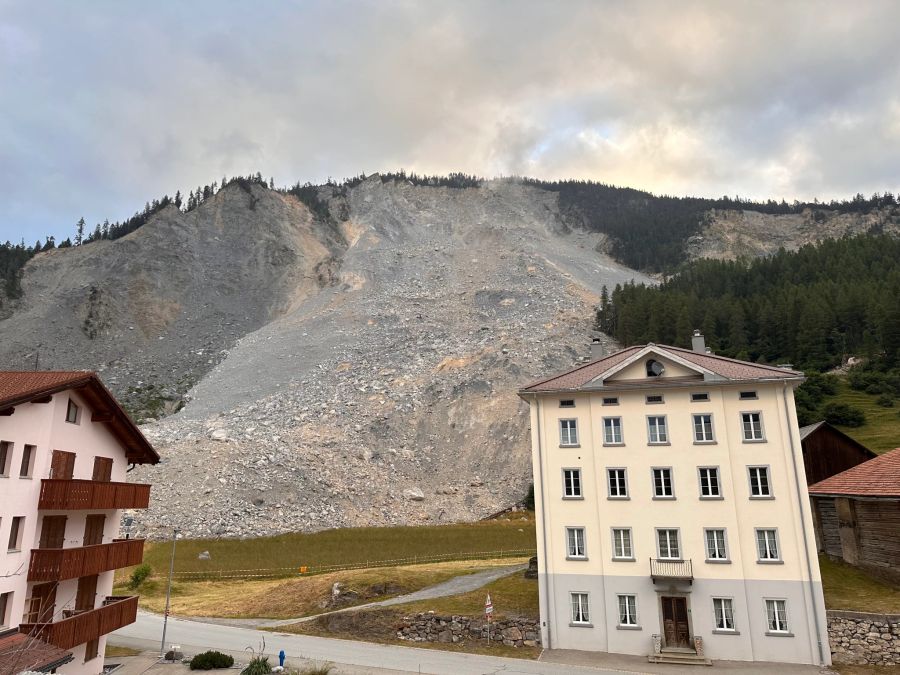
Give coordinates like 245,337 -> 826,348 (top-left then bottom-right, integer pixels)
828,610 -> 900,666
396,613 -> 541,648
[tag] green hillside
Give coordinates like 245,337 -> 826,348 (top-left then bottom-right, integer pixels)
823,378 -> 900,454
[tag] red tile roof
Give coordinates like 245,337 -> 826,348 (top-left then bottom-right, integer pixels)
807,448 -> 900,498
0,371 -> 159,464
520,344 -> 803,393
0,630 -> 73,673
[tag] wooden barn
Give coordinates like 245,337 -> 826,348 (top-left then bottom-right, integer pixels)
808,448 -> 900,585
799,421 -> 876,485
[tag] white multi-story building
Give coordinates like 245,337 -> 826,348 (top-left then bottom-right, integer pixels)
519,335 -> 830,666
0,371 -> 158,675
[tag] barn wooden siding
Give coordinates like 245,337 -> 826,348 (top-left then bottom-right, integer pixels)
801,424 -> 875,485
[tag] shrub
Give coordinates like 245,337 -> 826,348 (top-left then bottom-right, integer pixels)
190,651 -> 234,670
127,563 -> 152,589
876,394 -> 895,408
297,666 -> 332,675
822,402 -> 867,428
523,483 -> 535,510
241,656 -> 271,675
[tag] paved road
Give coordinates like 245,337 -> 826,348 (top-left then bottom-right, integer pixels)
112,611 -> 633,674
260,563 -> 528,628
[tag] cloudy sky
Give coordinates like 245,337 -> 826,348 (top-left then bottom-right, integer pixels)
2,0 -> 899,242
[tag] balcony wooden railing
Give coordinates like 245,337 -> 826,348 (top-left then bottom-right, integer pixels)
650,558 -> 693,584
38,479 -> 151,510
19,595 -> 138,650
28,539 -> 145,582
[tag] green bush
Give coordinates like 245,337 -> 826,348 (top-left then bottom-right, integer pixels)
241,656 -> 271,675
127,562 -> 152,590
524,483 -> 535,510
190,651 -> 234,670
876,394 -> 895,408
823,402 -> 867,428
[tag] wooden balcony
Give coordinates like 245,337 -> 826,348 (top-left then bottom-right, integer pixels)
38,479 -> 151,510
19,595 -> 138,650
28,539 -> 145,582
650,558 -> 693,584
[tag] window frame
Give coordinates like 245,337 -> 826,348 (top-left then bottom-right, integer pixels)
65,399 -> 80,424
704,528 -> 729,563
602,416 -> 624,446
616,594 -> 639,628
691,392 -> 710,402
740,411 -> 766,442
559,418 -> 579,447
692,413 -> 716,443
698,466 -> 722,499
19,444 -> 35,478
651,467 -> 675,500
570,592 -> 591,626
755,528 -> 782,563
739,390 -> 758,400
611,527 -> 634,561
0,590 -> 12,628
764,598 -> 791,635
562,468 -> 583,500
748,465 -> 773,499
0,441 -> 11,477
559,399 -> 575,408
645,394 -> 664,404
713,597 -> 737,633
566,526 -> 588,560
7,515 -> 24,552
646,415 -> 669,445
602,396 -> 619,406
606,467 -> 629,499
655,528 -> 681,560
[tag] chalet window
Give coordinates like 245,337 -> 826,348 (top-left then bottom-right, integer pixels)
75,575 -> 98,612
766,599 -> 789,633
647,416 -> 668,444
612,528 -> 633,560
570,592 -> 590,624
0,441 -> 10,476
92,457 -> 113,482
0,591 -> 11,628
656,529 -> 680,559
19,445 -> 35,478
699,467 -> 721,498
607,468 -> 628,498
691,392 -> 710,402
741,412 -> 765,441
693,414 -> 715,442
39,516 -> 67,549
7,516 -> 24,551
602,397 -> 619,406
84,515 -> 106,546
25,583 -> 56,624
617,594 -> 638,626
714,598 -> 735,631
66,399 -> 80,424
85,638 -> 99,661
603,417 -> 623,445
749,466 -> 772,498
50,450 -> 75,480
652,468 -> 674,498
559,419 -> 578,446
739,391 -> 758,400
646,394 -> 664,404
563,469 -> 582,498
756,529 -> 780,561
705,529 -> 728,560
559,399 -> 575,408
566,527 -> 587,559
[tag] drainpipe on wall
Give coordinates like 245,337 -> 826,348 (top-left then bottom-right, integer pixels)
532,395 -> 553,649
782,383 -> 827,666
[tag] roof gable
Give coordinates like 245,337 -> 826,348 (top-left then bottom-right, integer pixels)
808,448 -> 900,498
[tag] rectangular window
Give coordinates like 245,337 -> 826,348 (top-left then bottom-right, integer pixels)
749,466 -> 772,497
559,419 -> 578,446
765,599 -> 789,633
566,527 -> 586,559
603,417 -> 623,445
739,391 -> 758,400
699,467 -> 721,498
741,412 -> 764,441
652,468 -> 674,498
693,414 -> 715,442
0,591 -> 11,628
656,529 -> 680,559
691,392 -> 710,402
607,468 -> 628,498
559,399 -> 575,408
646,394 -> 664,404
713,598 -> 735,631
66,399 -> 80,424
19,444 -> 35,478
612,528 -> 633,559
705,529 -> 728,560
647,416 -> 668,444
571,593 -> 590,624
756,529 -> 780,561
7,516 -> 24,551
563,469 -> 582,498
0,441 -> 11,476
602,397 -> 619,406
617,594 -> 638,626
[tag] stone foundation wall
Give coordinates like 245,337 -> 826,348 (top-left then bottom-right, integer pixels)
828,610 -> 900,666
397,613 -> 541,648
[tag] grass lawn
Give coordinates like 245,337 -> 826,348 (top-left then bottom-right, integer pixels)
819,555 -> 900,614
136,513 -> 535,579
121,558 -> 525,619
826,379 -> 900,454
392,569 -> 539,619
104,644 -> 142,657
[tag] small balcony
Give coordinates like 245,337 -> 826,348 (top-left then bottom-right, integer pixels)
19,595 -> 138,650
38,479 -> 151,510
650,558 -> 693,584
28,539 -> 145,582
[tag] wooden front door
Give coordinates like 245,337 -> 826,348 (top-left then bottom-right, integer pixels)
661,596 -> 691,648
38,515 -> 67,549
50,450 -> 76,479
26,583 -> 57,622
75,575 -> 98,612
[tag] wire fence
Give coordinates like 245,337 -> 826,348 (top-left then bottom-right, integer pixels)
170,548 -> 537,580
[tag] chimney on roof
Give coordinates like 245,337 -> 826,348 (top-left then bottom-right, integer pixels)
590,337 -> 604,360
691,330 -> 706,354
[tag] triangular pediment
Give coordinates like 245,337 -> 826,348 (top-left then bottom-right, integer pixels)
583,345 -> 724,389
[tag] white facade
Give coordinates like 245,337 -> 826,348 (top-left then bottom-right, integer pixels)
522,344 -> 830,666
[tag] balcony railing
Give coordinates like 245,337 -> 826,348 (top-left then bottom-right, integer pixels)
38,479 -> 151,510
650,558 -> 693,584
19,595 -> 138,650
28,539 -> 145,582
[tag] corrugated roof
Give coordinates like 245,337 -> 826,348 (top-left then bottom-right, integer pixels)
0,371 -> 159,464
808,448 -> 900,498
0,630 -> 73,673
520,344 -> 803,393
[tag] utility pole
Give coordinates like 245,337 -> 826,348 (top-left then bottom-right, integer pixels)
160,527 -> 178,658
